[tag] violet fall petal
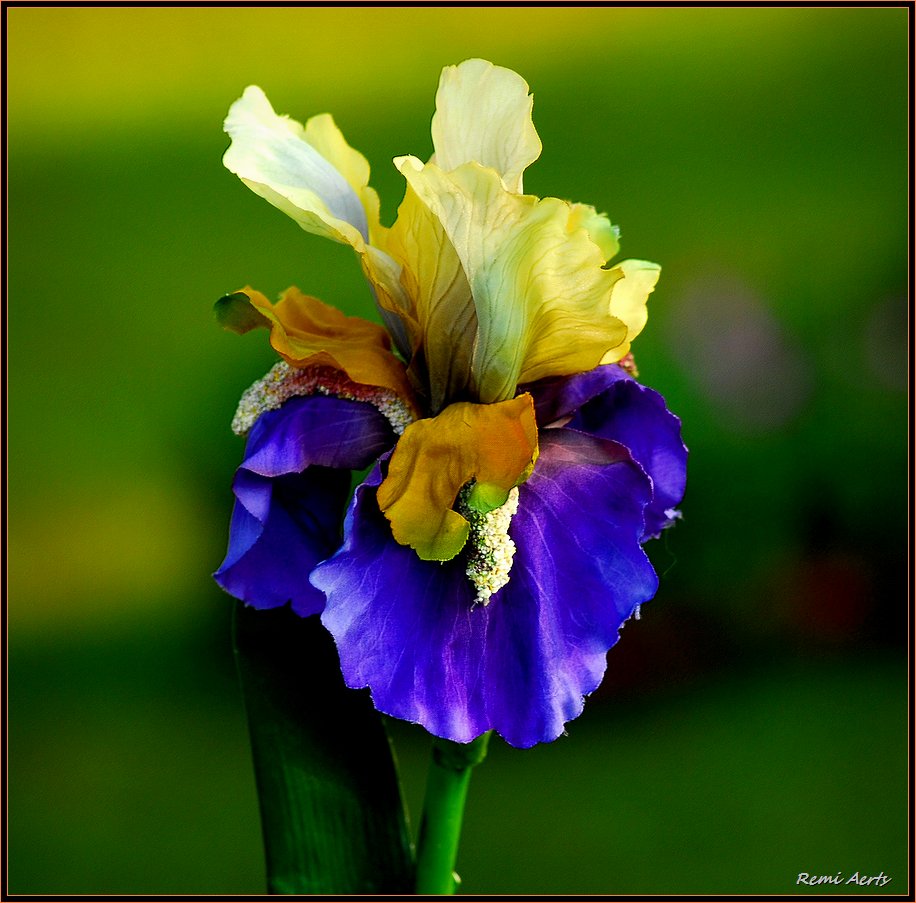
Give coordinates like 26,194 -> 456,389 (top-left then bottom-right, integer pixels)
526,363 -> 635,424
312,429 -> 658,748
529,365 -> 687,539
214,394 -> 396,616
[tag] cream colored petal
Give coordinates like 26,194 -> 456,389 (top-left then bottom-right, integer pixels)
223,85 -> 370,245
301,113 -> 370,197
600,259 -> 660,362
396,156 -> 627,403
222,87 -> 417,356
386,184 -> 476,413
568,203 -> 620,264
303,113 -> 388,248
431,59 -> 542,194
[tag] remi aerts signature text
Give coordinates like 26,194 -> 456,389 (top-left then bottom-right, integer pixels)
797,872 -> 891,887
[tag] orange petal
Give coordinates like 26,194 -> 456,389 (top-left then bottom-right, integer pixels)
222,286 -> 418,414
376,394 -> 538,561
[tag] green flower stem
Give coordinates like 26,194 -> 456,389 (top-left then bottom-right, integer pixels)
414,731 -> 491,895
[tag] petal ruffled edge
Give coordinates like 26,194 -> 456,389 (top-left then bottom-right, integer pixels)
601,260 -> 661,362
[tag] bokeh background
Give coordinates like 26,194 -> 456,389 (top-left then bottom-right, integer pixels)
7,6 -> 909,895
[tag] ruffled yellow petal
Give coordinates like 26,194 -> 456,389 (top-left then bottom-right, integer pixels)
386,184 -> 477,413
430,58 -> 542,194
394,157 -> 628,402
567,203 -> 620,263
216,286 -> 418,412
376,394 -> 538,561
600,260 -> 661,363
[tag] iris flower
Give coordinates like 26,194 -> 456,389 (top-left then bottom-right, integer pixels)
214,60 -> 687,749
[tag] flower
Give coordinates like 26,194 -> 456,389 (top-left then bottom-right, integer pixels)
214,60 -> 687,748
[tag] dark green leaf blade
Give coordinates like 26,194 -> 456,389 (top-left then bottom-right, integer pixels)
233,603 -> 415,894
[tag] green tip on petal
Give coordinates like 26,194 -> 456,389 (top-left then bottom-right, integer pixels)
215,291 -> 271,334
465,481 -> 510,515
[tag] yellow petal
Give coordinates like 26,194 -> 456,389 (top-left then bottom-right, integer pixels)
600,260 -> 661,363
222,87 -> 418,359
223,86 -> 375,248
567,203 -> 620,263
430,59 -> 542,194
377,394 -> 538,561
303,113 -> 389,249
386,184 -> 476,413
395,157 -> 628,402
224,286 -> 418,411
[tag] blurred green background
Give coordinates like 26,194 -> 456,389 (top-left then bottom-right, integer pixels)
7,7 -> 908,895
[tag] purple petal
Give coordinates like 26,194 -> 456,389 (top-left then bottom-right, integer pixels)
313,430 -> 657,747
525,364 -> 634,424
528,365 -> 687,539
242,394 -> 395,476
566,393 -> 686,540
214,395 -> 395,616
216,468 -> 351,615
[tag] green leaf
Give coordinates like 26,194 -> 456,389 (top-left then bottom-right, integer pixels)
233,603 -> 415,894
215,291 -> 270,333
